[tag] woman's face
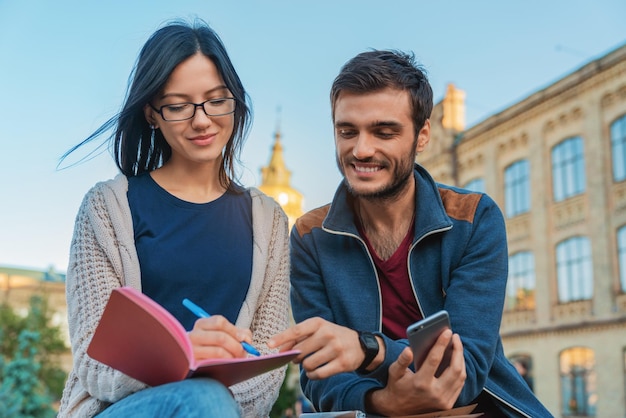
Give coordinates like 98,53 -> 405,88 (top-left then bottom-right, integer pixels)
145,52 -> 235,170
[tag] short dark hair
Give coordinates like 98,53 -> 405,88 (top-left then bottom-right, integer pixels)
330,50 -> 433,137
61,18 -> 251,189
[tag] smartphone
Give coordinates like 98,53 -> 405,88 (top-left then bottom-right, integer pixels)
406,310 -> 452,377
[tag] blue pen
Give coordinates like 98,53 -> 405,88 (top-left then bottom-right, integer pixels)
182,298 -> 260,356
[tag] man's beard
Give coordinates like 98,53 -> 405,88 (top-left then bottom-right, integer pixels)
337,153 -> 416,203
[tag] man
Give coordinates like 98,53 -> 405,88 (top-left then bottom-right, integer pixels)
269,50 -> 551,417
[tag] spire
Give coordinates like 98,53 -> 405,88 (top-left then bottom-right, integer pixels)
259,107 -> 304,228
261,108 -> 291,187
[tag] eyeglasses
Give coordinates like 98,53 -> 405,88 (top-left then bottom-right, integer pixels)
150,97 -> 236,121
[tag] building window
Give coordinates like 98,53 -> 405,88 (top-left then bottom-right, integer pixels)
556,237 -> 593,302
504,160 -> 530,217
509,353 -> 534,392
464,178 -> 485,193
612,114 -> 626,182
552,137 -> 586,202
560,347 -> 597,417
505,251 -> 535,311
618,226 -> 626,293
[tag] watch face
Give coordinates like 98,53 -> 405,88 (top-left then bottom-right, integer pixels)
360,332 -> 378,351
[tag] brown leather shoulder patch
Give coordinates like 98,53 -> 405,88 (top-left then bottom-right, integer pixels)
295,205 -> 331,238
438,188 -> 482,223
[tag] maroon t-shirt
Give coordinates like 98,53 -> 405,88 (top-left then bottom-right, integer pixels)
357,218 -> 422,339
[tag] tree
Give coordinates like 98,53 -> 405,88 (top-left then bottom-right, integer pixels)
0,295 -> 68,416
0,330 -> 56,417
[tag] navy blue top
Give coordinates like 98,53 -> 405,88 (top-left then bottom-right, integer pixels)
127,173 -> 253,330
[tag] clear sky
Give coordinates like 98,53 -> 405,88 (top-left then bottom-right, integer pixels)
1,0 -> 625,273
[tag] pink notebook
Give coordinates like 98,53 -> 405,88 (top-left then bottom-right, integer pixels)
87,286 -> 299,387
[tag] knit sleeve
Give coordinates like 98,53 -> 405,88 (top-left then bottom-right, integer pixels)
65,187 -> 147,404
230,199 -> 291,417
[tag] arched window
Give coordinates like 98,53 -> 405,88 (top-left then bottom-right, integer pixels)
463,178 -> 485,193
552,137 -> 586,202
560,347 -> 596,416
504,160 -> 530,217
611,114 -> 626,181
556,237 -> 593,302
617,226 -> 626,293
505,251 -> 535,311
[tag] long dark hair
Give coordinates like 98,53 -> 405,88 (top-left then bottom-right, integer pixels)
60,18 -> 252,189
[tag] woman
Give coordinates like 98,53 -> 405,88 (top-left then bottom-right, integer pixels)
58,18 -> 290,418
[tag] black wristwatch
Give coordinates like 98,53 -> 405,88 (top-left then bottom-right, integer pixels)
356,331 -> 379,374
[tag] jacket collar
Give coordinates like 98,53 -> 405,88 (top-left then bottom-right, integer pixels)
323,164 -> 453,241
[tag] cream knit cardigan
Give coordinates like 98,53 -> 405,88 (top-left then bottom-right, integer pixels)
58,174 -> 291,418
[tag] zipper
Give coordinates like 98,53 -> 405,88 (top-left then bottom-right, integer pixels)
406,225 -> 452,317
322,226 -> 384,331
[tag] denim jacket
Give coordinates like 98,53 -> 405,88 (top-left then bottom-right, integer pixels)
290,164 -> 552,417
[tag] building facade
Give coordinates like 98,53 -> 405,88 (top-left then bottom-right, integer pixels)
421,43 -> 626,417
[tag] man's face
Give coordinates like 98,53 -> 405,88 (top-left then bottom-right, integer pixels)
333,87 -> 430,200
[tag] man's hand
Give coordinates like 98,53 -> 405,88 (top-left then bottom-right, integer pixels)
268,317 -> 380,379
366,329 -> 466,416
